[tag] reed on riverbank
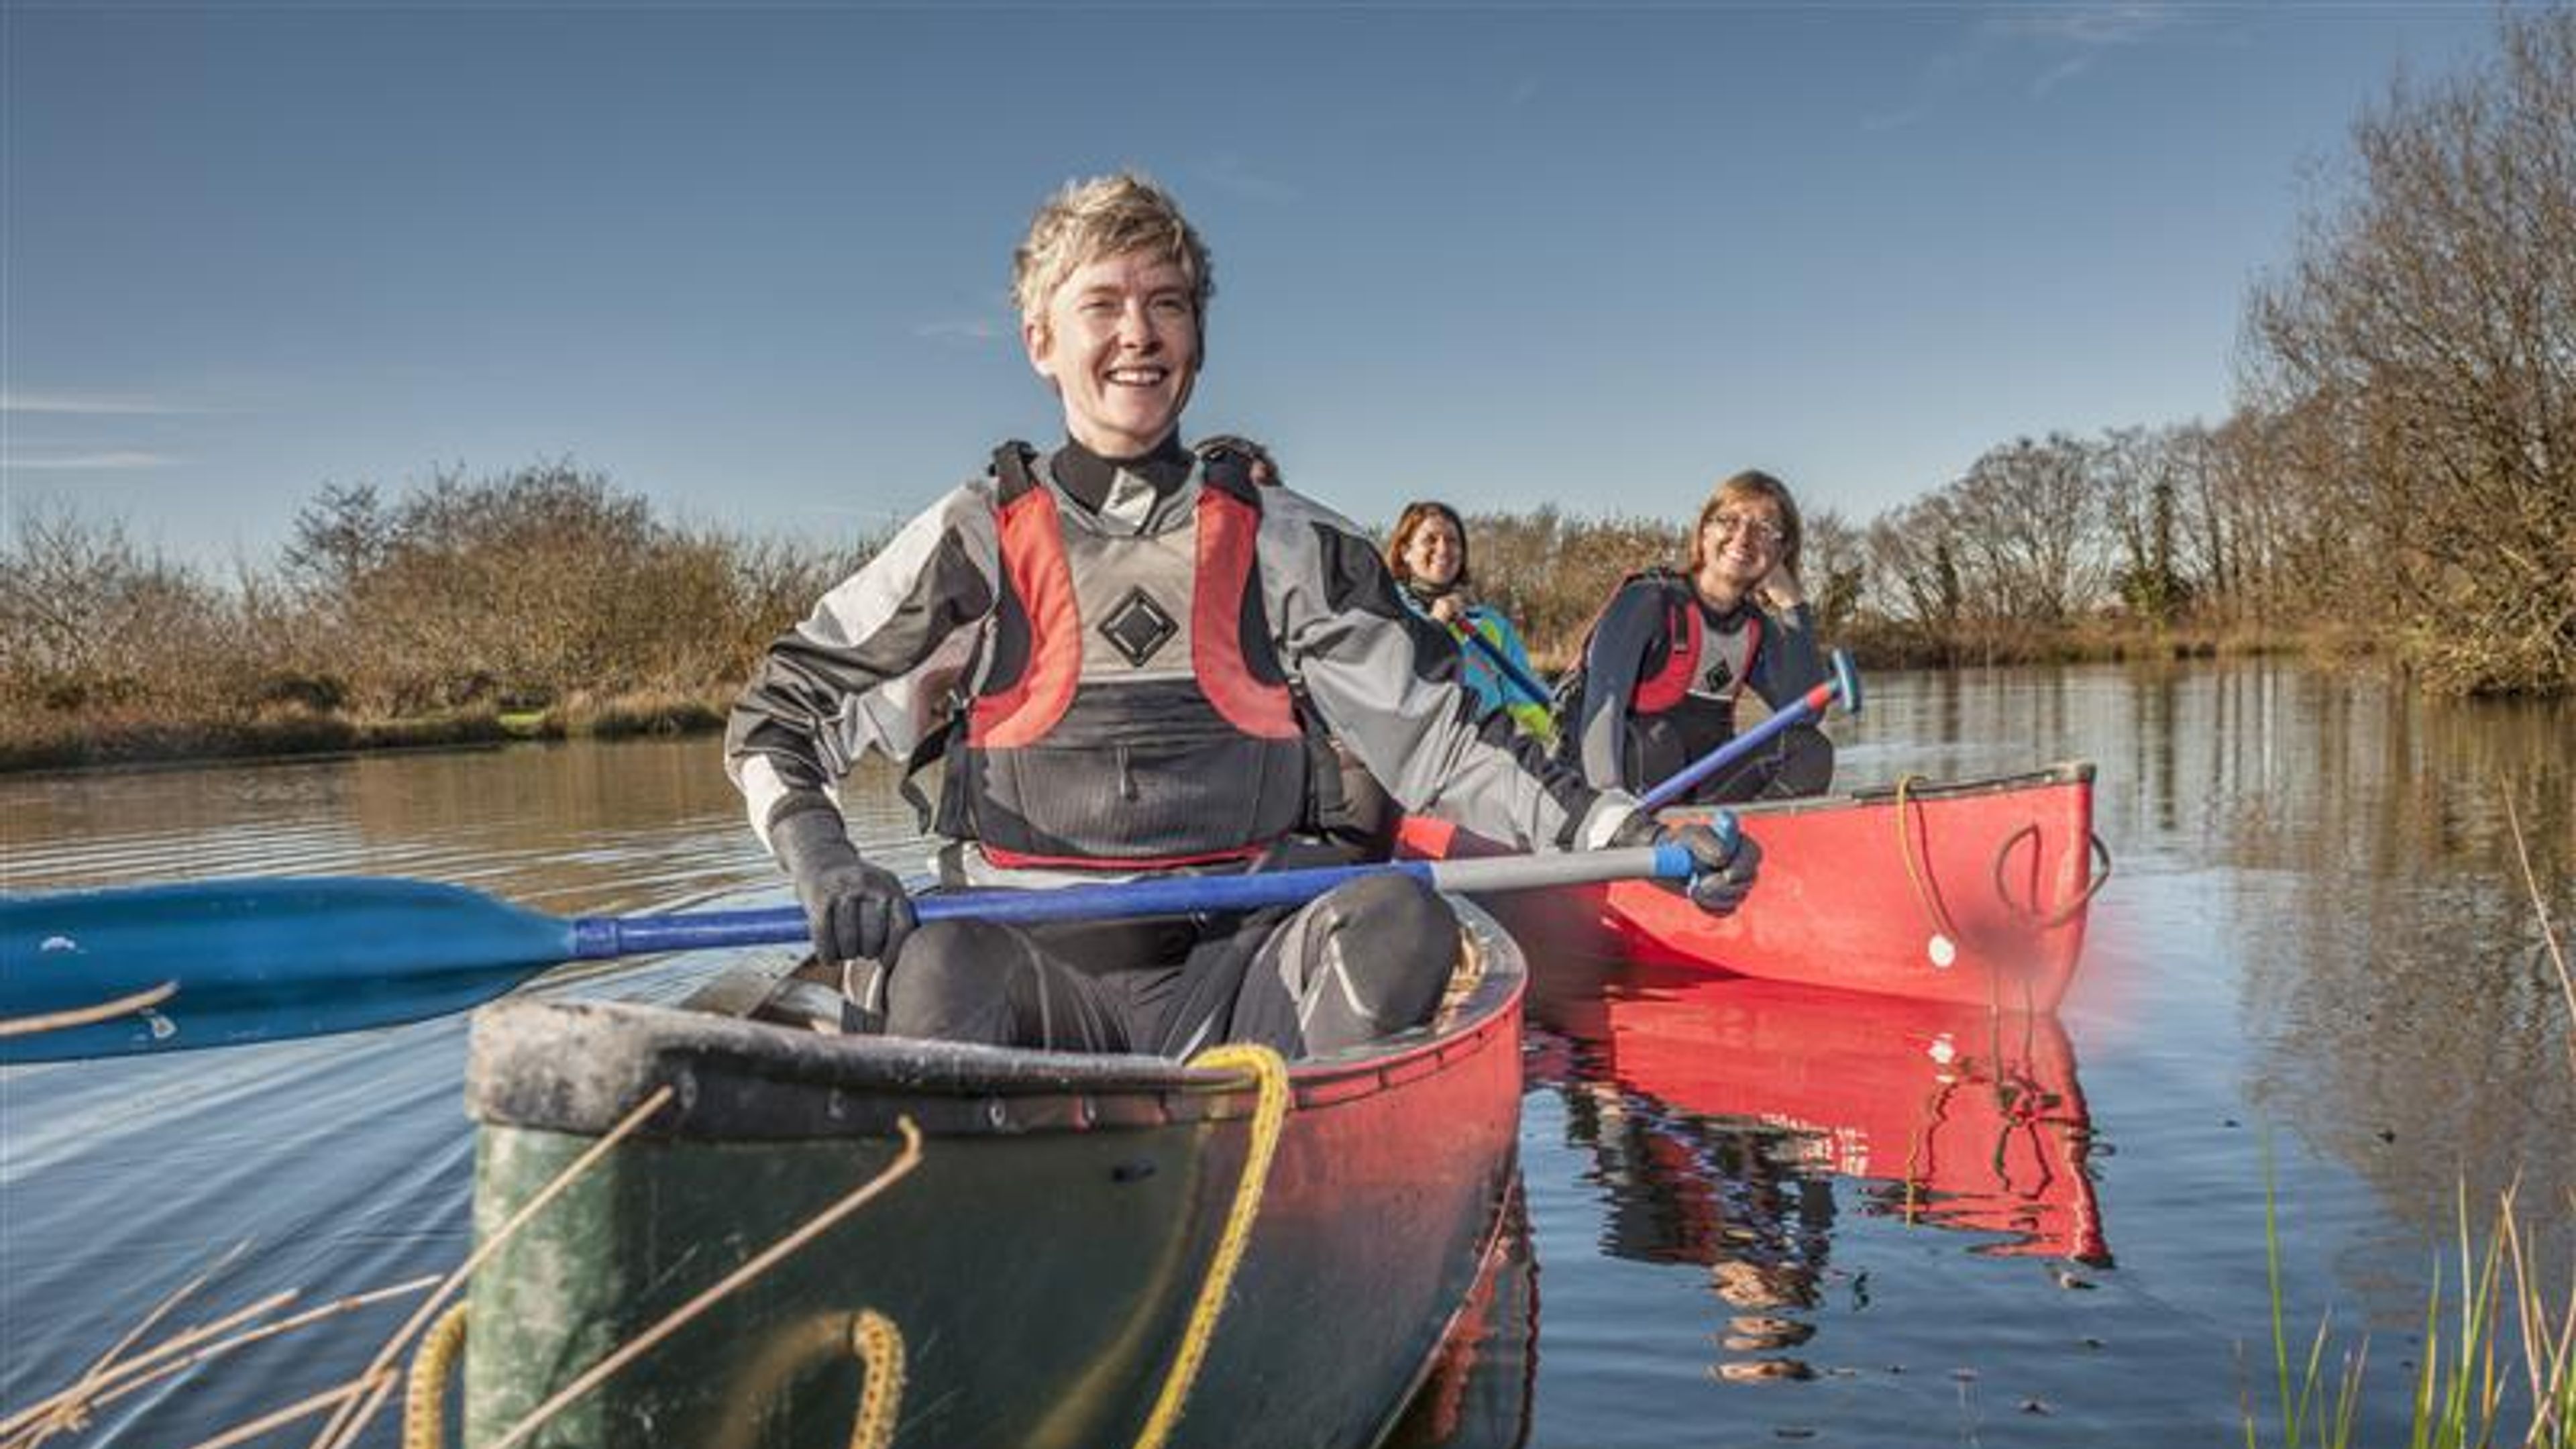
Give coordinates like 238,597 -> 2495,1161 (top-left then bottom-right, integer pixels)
2245,790 -> 2576,1449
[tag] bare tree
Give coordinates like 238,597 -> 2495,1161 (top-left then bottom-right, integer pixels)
1947,433 -> 2109,628
1801,506 -> 1866,640
2097,425 -> 2196,626
2243,8 -> 2576,693
1864,494 -> 1968,651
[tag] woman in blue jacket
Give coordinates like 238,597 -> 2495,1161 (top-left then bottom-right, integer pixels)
1385,500 -> 1556,742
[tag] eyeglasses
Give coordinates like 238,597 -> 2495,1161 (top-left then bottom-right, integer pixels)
1709,513 -> 1786,547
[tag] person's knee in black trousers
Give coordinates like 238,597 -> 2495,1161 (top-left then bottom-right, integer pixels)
882,918 -> 1125,1051
1704,723 -> 1835,804
1232,873 -> 1460,1057
1766,723 -> 1835,798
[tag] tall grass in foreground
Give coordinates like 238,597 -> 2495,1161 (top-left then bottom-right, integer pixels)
2245,792 -> 2576,1449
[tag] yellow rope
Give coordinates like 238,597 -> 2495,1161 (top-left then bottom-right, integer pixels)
1131,1042 -> 1291,1449
399,1305 -> 468,1449
845,1309 -> 905,1449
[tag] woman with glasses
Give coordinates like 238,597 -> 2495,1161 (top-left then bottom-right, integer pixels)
1559,470 -> 1836,804
1386,500 -> 1556,743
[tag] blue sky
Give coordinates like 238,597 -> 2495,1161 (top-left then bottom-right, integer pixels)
3,3 -> 2504,568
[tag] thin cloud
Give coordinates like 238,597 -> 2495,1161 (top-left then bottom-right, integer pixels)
1,451 -> 178,470
2033,52 -> 2101,97
1869,28 -> 1992,131
1990,3 -> 2184,97
1988,4 -> 2181,50
1879,3 -> 2184,125
0,389 -> 219,417
1861,101 -> 1931,133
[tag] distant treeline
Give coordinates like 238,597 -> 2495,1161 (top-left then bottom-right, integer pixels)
3,10 -> 2569,770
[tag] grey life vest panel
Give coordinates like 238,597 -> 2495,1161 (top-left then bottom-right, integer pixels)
938,443 -> 1313,869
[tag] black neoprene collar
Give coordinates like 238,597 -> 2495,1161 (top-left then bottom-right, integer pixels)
1052,435 -> 1193,515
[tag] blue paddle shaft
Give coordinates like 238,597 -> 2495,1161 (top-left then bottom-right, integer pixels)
577,844 -> 1693,956
1638,649 -> 1861,812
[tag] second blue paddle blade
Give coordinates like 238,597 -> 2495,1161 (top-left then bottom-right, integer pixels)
0,877 -> 578,1063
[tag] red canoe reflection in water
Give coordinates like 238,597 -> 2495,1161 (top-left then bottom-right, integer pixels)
1383,1185 -> 1538,1449
1531,965 -> 2110,1268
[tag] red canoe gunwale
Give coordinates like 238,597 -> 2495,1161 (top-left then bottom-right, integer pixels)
1398,761 -> 2102,1013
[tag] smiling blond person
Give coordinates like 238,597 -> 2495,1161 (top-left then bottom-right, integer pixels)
724,172 -> 1761,1061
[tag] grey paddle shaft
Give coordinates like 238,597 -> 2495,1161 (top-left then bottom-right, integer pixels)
1422,843 -> 1694,893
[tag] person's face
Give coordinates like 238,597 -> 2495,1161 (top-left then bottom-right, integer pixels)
1024,250 -> 1201,459
1698,498 -> 1788,594
1401,514 -> 1464,588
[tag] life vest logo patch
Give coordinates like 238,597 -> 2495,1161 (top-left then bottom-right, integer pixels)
1099,586 -> 1181,667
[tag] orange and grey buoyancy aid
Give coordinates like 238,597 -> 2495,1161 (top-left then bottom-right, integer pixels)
1558,569 -> 1762,782
935,443 -> 1311,869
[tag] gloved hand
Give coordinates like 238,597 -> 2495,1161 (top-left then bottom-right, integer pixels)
768,805 -> 916,963
1613,810 -> 1763,916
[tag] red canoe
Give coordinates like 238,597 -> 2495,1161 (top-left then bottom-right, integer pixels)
1397,761 -> 2105,1012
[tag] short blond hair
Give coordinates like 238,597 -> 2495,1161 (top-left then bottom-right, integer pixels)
1012,172 -> 1214,328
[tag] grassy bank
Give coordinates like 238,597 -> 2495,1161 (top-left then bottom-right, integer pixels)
1523,620 -> 2310,676
0,690 -> 732,775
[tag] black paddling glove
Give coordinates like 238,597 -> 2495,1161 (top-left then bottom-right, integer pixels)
1612,811 -> 1763,916
768,804 -> 916,963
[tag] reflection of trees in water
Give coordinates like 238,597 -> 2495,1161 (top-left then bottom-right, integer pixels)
2162,664 -> 2575,1273
0,734 -> 775,906
1561,1079 -> 1835,1382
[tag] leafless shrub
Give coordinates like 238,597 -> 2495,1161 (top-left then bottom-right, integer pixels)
1863,494 -> 1968,655
1949,433 -> 2112,629
2241,7 -> 2576,695
0,503 -> 244,721
1453,505 -> 1686,667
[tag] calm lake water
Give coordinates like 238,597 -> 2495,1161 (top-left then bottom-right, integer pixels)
3,660 -> 2570,1447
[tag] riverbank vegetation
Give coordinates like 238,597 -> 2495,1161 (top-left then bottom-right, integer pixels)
3,11 -> 2568,772
0,466 -> 873,770
2246,788 -> 2576,1449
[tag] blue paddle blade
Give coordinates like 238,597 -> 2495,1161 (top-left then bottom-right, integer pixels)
1831,649 -> 1864,715
0,878 -> 576,1064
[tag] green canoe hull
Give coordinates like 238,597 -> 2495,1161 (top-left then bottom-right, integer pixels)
459,914 -> 1525,1449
